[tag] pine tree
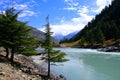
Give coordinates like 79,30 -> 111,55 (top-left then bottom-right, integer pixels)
0,8 -> 38,62
43,16 -> 68,79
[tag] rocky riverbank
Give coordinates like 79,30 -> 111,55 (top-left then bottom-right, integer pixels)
0,50 -> 65,80
97,46 -> 120,52
0,51 -> 42,80
71,44 -> 120,52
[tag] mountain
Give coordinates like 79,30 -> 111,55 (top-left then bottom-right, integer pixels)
31,27 -> 46,41
64,31 -> 79,39
31,27 -> 59,46
53,31 -> 79,41
62,0 -> 120,47
53,34 -> 64,40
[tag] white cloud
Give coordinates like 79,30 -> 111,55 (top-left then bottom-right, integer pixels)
1,0 -> 40,18
75,6 -> 93,25
19,10 -> 36,17
64,0 -> 79,6
64,0 -> 69,2
39,22 -> 85,36
14,4 -> 28,10
72,18 -> 81,22
0,11 -> 5,15
78,6 -> 89,14
71,13 -> 93,28
72,2 -> 79,7
56,0 -> 112,36
96,0 -> 112,7
39,2 -> 94,36
64,0 -> 79,11
63,1 -> 93,34
63,7 -> 77,11
39,13 -> 91,36
93,0 -> 112,13
14,4 -> 37,18
79,13 -> 93,22
39,5 -> 93,36
61,0 -> 112,36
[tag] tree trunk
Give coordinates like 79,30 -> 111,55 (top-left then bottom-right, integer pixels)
5,48 -> 9,58
48,49 -> 50,79
10,49 -> 14,62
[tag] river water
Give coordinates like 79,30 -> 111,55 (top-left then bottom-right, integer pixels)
33,48 -> 120,80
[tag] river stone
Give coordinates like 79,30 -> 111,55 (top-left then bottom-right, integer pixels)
22,75 -> 26,78
0,72 -> 5,76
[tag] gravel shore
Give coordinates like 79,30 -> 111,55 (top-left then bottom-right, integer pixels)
0,50 -> 65,80
0,50 -> 42,80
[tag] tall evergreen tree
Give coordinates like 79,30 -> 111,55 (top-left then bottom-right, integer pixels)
43,16 -> 52,79
43,16 -> 68,79
0,8 -> 38,62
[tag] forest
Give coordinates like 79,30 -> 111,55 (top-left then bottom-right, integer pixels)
61,0 -> 120,47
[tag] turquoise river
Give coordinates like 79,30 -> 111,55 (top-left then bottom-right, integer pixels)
33,48 -> 120,80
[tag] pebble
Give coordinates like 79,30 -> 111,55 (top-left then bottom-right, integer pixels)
0,67 -> 2,72
19,70 -> 22,72
22,74 -> 26,78
31,78 -> 37,80
0,72 -> 5,76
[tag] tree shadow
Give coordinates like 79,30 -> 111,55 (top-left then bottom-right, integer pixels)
0,54 -> 9,63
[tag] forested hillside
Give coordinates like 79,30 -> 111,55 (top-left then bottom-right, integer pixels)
62,0 -> 120,47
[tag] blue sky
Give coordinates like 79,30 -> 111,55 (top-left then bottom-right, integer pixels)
0,0 -> 112,36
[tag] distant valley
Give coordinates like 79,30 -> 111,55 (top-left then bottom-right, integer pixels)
53,31 -> 79,41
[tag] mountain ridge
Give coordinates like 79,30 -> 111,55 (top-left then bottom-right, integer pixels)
53,31 -> 79,41
31,27 -> 60,46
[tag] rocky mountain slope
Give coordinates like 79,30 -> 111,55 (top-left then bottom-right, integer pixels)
31,27 -> 60,46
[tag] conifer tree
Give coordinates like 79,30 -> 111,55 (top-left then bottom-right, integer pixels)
43,16 -> 68,79
0,8 -> 38,62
